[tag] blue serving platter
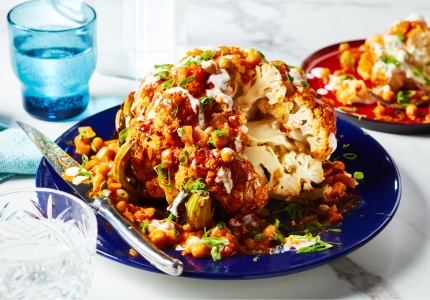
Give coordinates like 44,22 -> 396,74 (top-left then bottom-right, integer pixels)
36,105 -> 401,279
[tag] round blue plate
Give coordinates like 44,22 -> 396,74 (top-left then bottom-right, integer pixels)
36,105 -> 401,279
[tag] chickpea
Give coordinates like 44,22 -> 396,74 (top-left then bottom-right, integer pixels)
116,200 -> 128,213
320,68 -> 331,84
95,146 -> 116,161
380,90 -> 395,102
339,50 -> 355,70
220,147 -> 236,163
263,224 -> 279,238
84,159 -> 97,171
373,103 -> 387,117
91,137 -> 105,153
338,42 -> 350,53
166,228 -> 181,244
161,149 -> 172,165
190,243 -> 210,258
149,230 -> 167,248
211,132 -> 228,148
182,223 -> 192,232
246,51 -> 262,66
243,237 -> 257,250
92,174 -> 105,192
217,57 -> 232,70
92,164 -> 110,178
406,104 -> 418,120
176,66 -> 187,83
317,204 -> 331,217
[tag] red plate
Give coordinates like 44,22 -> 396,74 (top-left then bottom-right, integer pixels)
302,40 -> 430,134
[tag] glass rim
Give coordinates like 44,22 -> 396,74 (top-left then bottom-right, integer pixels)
0,187 -> 91,210
7,0 -> 96,33
0,187 -> 97,263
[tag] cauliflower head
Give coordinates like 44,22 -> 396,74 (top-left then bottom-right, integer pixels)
115,46 -> 338,217
357,14 -> 430,94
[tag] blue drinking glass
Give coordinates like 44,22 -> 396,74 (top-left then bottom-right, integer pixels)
7,0 -> 97,121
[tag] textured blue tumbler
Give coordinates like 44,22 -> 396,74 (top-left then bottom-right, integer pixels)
7,0 -> 97,121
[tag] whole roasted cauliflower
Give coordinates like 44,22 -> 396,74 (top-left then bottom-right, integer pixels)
114,46 -> 337,224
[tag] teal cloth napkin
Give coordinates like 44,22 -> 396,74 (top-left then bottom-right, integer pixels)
0,122 -> 42,181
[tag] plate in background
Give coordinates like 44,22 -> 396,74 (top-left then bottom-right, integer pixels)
302,39 -> 430,134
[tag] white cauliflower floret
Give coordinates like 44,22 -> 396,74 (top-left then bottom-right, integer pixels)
281,152 -> 323,191
235,63 -> 286,119
243,145 -> 323,199
244,83 -> 337,200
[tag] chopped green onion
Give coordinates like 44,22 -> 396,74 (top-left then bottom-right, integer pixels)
273,231 -> 285,243
338,106 -> 358,112
198,96 -> 213,111
183,178 -> 208,196
272,60 -> 286,67
200,50 -> 216,60
179,75 -> 195,87
196,229 -> 230,261
339,74 -> 357,81
118,127 -> 130,144
154,164 -> 172,188
396,90 -> 416,107
163,78 -> 174,88
342,143 -> 350,149
139,220 -> 149,234
287,65 -> 306,76
297,238 -> 334,253
77,154 -> 92,178
249,47 -> 267,62
353,171 -> 364,180
172,104 -> 179,116
343,152 -> 357,160
217,222 -> 226,229
254,233 -> 264,242
397,32 -> 405,42
306,221 -> 322,232
383,55 -> 401,67
178,150 -> 189,165
300,80 -> 310,87
167,213 -> 175,222
177,128 -> 184,137
395,110 -> 405,119
287,73 -> 295,83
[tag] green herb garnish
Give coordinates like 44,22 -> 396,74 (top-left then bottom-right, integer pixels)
178,150 -> 189,165
179,75 -> 195,87
199,96 -> 213,111
154,164 -> 172,188
139,220 -> 149,234
249,47 -> 267,62
353,171 -> 364,180
118,127 -> 130,144
343,152 -> 357,160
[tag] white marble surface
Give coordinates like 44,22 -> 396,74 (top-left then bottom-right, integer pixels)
1,0 -> 430,299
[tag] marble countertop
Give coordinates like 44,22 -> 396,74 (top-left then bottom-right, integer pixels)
1,0 -> 430,299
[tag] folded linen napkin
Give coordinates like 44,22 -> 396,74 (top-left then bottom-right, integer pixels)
0,122 -> 42,181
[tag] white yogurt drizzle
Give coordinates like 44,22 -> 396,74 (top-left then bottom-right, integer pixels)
206,69 -> 233,111
215,166 -> 233,194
